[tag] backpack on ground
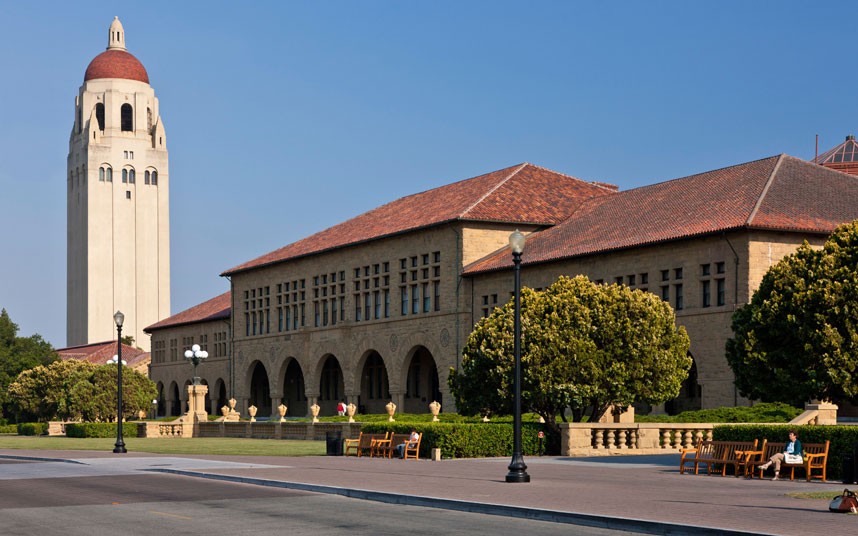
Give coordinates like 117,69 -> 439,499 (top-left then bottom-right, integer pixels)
828,489 -> 858,513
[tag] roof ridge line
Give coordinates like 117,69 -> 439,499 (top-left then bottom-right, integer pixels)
525,162 -> 617,192
460,163 -> 528,217
746,154 -> 785,226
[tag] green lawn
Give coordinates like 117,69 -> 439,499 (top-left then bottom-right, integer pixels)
0,435 -> 326,456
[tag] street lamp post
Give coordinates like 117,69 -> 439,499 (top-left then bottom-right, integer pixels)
506,230 -> 530,483
112,310 -> 127,454
151,399 -> 158,420
184,344 -> 208,385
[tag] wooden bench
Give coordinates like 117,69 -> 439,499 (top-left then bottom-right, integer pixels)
679,439 -> 758,476
752,440 -> 830,482
403,433 -> 422,460
377,433 -> 412,459
344,432 -> 388,457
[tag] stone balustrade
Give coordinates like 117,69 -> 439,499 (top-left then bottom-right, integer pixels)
560,423 -> 715,455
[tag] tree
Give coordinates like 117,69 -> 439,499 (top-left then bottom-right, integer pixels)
450,275 -> 692,431
0,309 -> 56,420
726,220 -> 858,405
8,359 -> 157,422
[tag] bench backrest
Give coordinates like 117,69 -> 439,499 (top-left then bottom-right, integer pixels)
762,441 -> 829,460
698,440 -> 757,460
361,432 -> 387,447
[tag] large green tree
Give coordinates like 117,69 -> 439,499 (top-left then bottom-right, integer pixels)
0,309 -> 56,420
450,275 -> 692,430
726,220 -> 858,405
8,359 -> 157,422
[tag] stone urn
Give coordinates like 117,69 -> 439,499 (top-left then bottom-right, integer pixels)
310,403 -> 320,424
429,400 -> 441,422
221,405 -> 229,417
248,405 -> 257,422
229,398 -> 237,412
138,409 -> 147,420
385,401 -> 397,422
277,403 -> 288,422
346,402 -> 357,423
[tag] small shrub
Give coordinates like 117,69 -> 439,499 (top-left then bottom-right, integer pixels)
360,421 -> 556,458
636,403 -> 801,423
17,422 -> 48,436
65,422 -> 138,438
0,424 -> 18,434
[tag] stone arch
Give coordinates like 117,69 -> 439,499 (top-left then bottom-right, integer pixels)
401,345 -> 442,414
281,357 -> 307,417
212,378 -> 227,415
120,103 -> 133,131
314,354 -> 344,416
666,353 -> 701,415
168,381 -> 181,417
356,349 -> 391,414
155,381 -> 165,417
247,361 -> 272,417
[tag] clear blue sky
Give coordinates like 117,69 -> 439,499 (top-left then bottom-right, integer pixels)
1,1 -> 856,348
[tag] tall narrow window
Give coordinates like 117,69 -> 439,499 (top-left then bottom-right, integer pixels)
95,103 -> 105,131
702,281 -> 711,308
147,107 -> 152,131
716,279 -> 726,306
106,168 -> 113,182
151,171 -> 158,185
128,169 -> 135,183
145,171 -> 150,185
121,103 -> 133,132
122,169 -> 128,183
99,167 -> 105,182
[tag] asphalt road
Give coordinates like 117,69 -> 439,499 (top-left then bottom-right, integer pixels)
0,459 -> 645,536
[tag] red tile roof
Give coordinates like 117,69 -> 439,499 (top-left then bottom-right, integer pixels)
144,291 -> 232,332
57,341 -> 149,370
84,49 -> 149,84
464,154 -> 858,274
222,163 -> 615,275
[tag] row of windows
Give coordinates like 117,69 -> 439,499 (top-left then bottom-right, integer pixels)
97,166 -> 159,185
242,253 -> 443,338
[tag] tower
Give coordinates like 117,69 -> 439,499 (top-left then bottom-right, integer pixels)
67,17 -> 170,351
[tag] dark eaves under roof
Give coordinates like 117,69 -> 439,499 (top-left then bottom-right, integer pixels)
144,291 -> 231,333
464,154 -> 858,275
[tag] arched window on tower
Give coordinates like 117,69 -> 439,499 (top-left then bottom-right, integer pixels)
106,167 -> 113,182
145,171 -> 150,185
128,169 -> 135,184
77,107 -> 82,134
122,169 -> 128,183
151,170 -> 158,185
121,103 -> 133,132
99,167 -> 105,182
147,108 -> 152,131
95,103 -> 105,131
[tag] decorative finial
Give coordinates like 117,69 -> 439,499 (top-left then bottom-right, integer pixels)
107,17 -> 126,51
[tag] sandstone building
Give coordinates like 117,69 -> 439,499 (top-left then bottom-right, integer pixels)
146,153 -> 858,418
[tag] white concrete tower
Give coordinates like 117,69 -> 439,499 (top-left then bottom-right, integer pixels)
67,17 -> 170,351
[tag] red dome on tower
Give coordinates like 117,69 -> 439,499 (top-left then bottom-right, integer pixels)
84,49 -> 149,84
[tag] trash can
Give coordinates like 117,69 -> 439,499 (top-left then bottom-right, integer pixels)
326,431 -> 343,456
843,454 -> 855,485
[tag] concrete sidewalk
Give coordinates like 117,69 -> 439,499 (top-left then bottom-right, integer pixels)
2,449 -> 855,535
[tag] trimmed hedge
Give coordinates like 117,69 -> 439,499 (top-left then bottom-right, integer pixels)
17,422 -> 48,436
360,421 -> 557,458
65,422 -> 139,438
714,424 -> 858,481
636,403 -> 801,423
0,424 -> 18,434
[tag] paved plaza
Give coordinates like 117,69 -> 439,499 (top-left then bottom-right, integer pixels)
1,449 -> 856,535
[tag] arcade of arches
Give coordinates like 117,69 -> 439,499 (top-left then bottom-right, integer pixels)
154,345 -> 442,418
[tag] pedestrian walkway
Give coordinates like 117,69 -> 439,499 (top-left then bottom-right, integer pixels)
1,449 -> 854,536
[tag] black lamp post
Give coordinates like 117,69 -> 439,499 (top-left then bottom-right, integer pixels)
112,310 -> 127,453
506,229 -> 530,483
184,344 -> 208,385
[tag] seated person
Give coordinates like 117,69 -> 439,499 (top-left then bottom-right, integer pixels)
395,429 -> 420,459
